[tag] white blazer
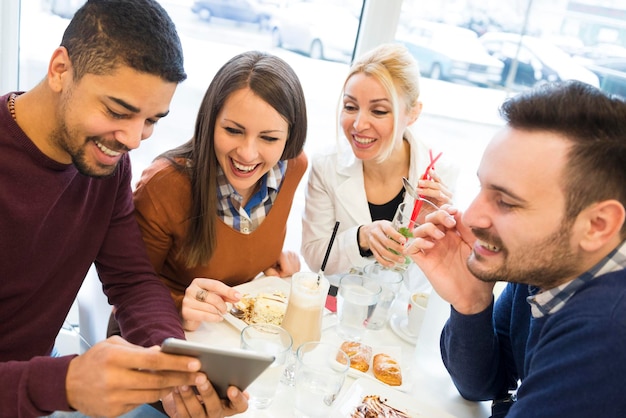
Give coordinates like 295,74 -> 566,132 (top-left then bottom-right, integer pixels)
301,135 -> 458,282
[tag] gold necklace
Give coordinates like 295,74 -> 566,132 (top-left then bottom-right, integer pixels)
8,93 -> 17,120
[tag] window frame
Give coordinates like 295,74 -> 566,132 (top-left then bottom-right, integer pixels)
0,1 -> 20,93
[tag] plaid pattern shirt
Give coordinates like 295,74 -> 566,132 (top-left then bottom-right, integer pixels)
528,240 -> 626,318
216,161 -> 286,234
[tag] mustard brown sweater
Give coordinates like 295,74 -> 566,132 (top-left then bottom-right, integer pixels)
133,153 -> 307,311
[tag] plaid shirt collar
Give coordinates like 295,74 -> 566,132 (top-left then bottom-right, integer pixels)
216,161 -> 284,215
528,240 -> 626,318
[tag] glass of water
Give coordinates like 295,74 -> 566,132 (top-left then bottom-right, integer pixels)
294,341 -> 350,417
240,324 -> 292,409
362,262 -> 403,330
336,274 -> 381,341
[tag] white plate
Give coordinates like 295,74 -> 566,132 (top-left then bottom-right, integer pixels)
330,377 -> 455,418
223,276 -> 334,331
389,313 -> 418,345
345,345 -> 411,392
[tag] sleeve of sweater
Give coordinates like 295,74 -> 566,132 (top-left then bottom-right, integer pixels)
440,284 -> 519,401
0,356 -> 75,418
132,160 -> 187,312
96,156 -> 184,346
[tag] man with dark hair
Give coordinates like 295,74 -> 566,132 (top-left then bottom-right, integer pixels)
405,81 -> 626,417
0,1 -> 245,417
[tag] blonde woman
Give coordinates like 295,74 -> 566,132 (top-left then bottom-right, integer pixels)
302,43 -> 457,287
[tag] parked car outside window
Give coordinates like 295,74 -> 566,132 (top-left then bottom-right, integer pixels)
584,58 -> 626,99
191,0 -> 278,30
479,31 -> 600,89
396,20 -> 504,88
269,1 -> 358,63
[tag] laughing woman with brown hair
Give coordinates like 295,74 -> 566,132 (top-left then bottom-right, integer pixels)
108,51 -> 308,334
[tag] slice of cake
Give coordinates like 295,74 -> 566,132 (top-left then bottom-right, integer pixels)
250,291 -> 288,325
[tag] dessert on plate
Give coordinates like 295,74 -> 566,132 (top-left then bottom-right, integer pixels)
231,291 -> 287,325
351,395 -> 411,418
373,353 -> 402,386
338,341 -> 373,372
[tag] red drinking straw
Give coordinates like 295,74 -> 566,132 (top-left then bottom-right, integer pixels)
410,150 -> 443,226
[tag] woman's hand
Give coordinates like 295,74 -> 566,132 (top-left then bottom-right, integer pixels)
416,169 -> 453,207
264,250 -> 301,277
358,220 -> 408,269
181,278 -> 241,331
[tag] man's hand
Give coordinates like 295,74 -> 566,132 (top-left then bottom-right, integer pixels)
162,383 -> 249,417
66,336 -> 206,417
405,206 -> 495,314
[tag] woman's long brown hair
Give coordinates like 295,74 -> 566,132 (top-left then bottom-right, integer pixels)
159,51 -> 308,267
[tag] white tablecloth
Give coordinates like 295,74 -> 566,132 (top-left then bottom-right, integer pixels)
186,280 -> 489,418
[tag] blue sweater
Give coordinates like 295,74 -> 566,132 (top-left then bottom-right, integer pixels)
441,270 -> 626,417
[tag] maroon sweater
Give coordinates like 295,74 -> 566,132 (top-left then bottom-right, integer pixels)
0,93 -> 184,417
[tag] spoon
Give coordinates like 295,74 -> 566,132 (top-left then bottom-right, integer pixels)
229,304 -> 246,319
402,177 -> 419,199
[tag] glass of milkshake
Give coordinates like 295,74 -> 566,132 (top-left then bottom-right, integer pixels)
280,271 -> 330,385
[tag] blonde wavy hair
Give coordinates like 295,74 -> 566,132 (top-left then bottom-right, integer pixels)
339,43 -> 421,162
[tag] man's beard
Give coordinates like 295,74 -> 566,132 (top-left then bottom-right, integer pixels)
52,123 -> 120,179
467,218 -> 581,289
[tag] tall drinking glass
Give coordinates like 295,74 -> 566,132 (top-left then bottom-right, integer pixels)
294,341 -> 350,417
280,271 -> 329,386
362,262 -> 403,330
240,324 -> 292,409
336,274 -> 381,340
281,272 -> 329,350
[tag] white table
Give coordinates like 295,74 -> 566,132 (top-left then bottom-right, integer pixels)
186,281 -> 489,418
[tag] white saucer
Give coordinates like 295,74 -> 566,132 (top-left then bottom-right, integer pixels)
389,314 -> 418,345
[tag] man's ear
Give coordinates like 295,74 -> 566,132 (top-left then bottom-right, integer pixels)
47,46 -> 72,93
578,200 -> 626,253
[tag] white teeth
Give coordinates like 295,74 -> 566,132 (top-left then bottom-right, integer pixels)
477,239 -> 500,252
354,136 -> 375,144
232,160 -> 256,172
95,141 -> 121,157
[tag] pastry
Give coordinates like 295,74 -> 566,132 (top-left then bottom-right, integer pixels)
338,341 -> 373,372
372,353 -> 402,386
351,395 -> 411,418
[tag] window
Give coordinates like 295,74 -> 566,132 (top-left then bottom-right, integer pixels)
6,0 -> 625,354
8,0 -> 626,254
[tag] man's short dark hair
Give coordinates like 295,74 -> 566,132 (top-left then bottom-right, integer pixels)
61,0 -> 186,83
500,80 -> 626,235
